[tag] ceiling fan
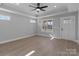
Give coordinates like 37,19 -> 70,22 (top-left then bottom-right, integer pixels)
29,3 -> 48,12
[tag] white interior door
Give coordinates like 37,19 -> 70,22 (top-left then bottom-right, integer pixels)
60,16 -> 75,40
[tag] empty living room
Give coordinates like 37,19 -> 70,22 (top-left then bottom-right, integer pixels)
0,2 -> 79,57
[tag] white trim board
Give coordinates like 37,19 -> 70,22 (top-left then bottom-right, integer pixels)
37,34 -> 49,37
72,40 -> 79,44
37,34 -> 79,44
0,7 -> 36,19
0,34 -> 79,45
0,34 -> 35,44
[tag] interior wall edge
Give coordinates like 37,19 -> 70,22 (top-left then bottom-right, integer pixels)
0,34 -> 36,44
0,7 -> 35,19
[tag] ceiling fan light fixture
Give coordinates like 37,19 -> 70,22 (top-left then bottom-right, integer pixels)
36,9 -> 40,12
29,3 -> 48,12
36,9 -> 40,11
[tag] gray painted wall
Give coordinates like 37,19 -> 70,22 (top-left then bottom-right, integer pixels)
37,17 -> 60,38
0,4 -> 79,43
0,10 -> 36,42
37,11 -> 78,40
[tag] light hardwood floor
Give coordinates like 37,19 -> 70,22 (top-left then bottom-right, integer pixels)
0,36 -> 79,56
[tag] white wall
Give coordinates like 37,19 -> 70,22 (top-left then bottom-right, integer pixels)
77,10 -> 79,43
37,11 -> 78,40
37,17 -> 60,38
0,10 -> 36,43
67,4 -> 79,12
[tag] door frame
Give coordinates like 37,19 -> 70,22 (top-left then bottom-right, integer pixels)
59,11 -> 78,40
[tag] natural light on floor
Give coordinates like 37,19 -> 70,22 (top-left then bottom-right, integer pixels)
49,34 -> 56,40
25,50 -> 35,56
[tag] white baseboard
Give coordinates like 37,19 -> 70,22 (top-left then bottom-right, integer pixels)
0,34 -> 79,45
56,37 -> 79,44
72,40 -> 79,44
0,34 -> 35,44
37,34 -> 49,37
37,34 -> 79,44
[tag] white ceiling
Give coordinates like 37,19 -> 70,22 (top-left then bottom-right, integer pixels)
11,3 -> 68,16
0,3 -> 79,18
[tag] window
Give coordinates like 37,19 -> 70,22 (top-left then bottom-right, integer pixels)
30,19 -> 36,23
42,19 -> 53,32
0,15 -> 10,21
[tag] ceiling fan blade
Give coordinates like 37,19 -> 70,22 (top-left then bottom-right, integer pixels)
29,5 -> 36,8
41,6 -> 48,8
41,9 -> 46,11
32,8 -> 37,11
37,3 -> 40,7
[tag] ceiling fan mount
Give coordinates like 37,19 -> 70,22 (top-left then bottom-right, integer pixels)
29,3 -> 48,12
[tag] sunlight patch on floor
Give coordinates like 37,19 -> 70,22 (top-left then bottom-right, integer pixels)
49,34 -> 56,40
25,50 -> 35,56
